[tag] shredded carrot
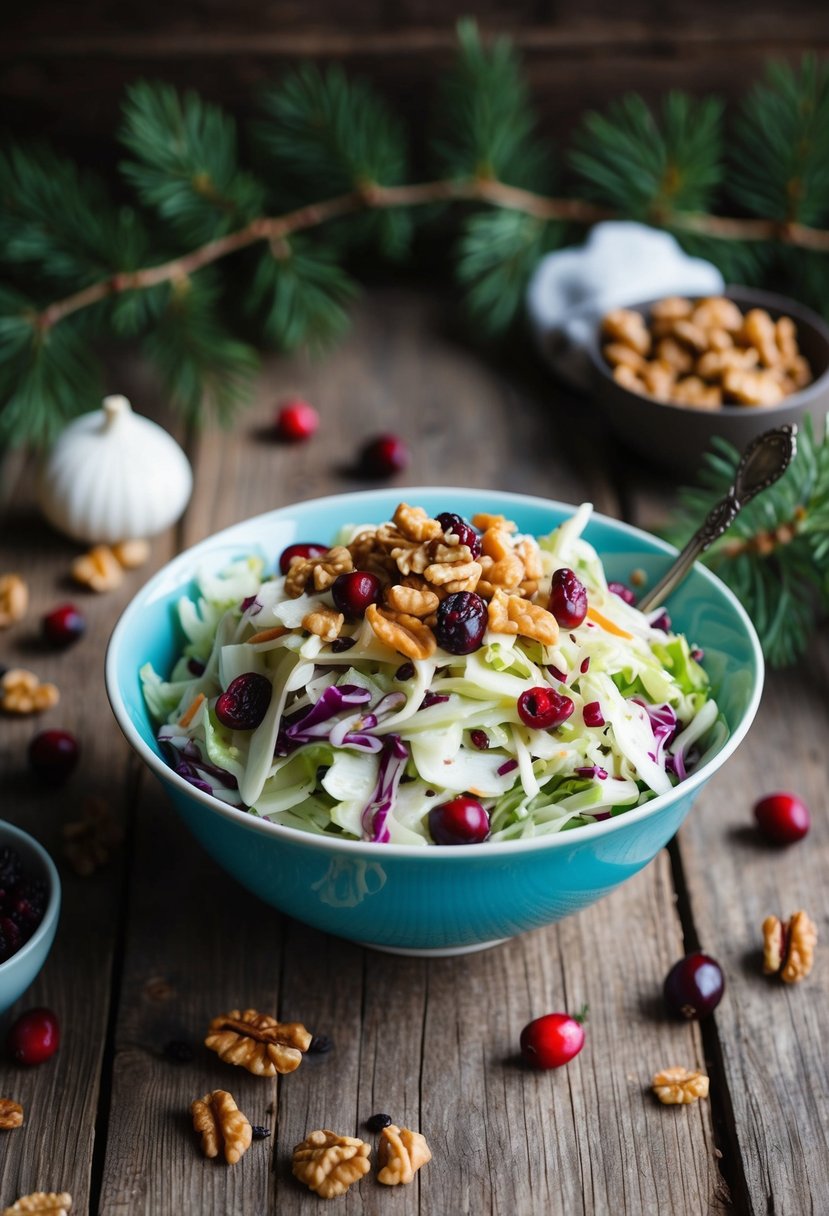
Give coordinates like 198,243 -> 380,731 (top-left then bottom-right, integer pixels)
586,605 -> 633,639
247,626 -> 288,645
178,692 -> 206,728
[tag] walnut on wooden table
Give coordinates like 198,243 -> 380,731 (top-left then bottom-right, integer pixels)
1,1194 -> 72,1216
651,1066 -> 710,1105
62,796 -> 123,877
762,910 -> 818,983
377,1124 -> 432,1186
292,1129 -> 371,1199
205,1008 -> 312,1076
0,573 -> 28,628
191,1089 -> 252,1164
0,1097 -> 24,1129
71,545 -> 124,592
0,668 -> 59,715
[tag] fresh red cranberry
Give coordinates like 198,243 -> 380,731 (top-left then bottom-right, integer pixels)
517,687 -> 574,731
274,397 -> 319,442
608,581 -> 636,606
520,1008 -> 586,1069
358,434 -> 410,477
215,673 -> 272,730
435,592 -> 487,655
663,953 -> 724,1019
436,512 -> 482,558
278,542 -> 328,575
428,795 -> 490,845
331,571 -> 382,617
470,729 -> 489,750
7,1007 -> 60,1065
548,568 -> 588,629
753,791 -> 810,844
28,730 -> 80,784
41,603 -> 86,647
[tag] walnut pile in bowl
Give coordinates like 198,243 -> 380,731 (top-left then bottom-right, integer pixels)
601,295 -> 813,410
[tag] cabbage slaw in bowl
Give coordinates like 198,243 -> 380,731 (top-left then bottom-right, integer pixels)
140,502 -> 725,846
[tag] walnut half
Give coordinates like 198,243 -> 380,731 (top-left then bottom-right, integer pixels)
377,1124 -> 432,1186
0,1098 -> 24,1129
1,1195 -> 72,1216
205,1008 -> 312,1076
191,1089 -> 252,1164
762,910 -> 818,983
652,1066 -> 710,1105
292,1129 -> 371,1198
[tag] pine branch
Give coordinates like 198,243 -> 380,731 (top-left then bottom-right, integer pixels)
249,237 -> 357,352
663,416 -> 829,666
457,210 -> 563,335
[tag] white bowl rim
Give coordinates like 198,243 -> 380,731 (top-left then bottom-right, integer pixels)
106,486 -> 765,859
0,819 -> 61,974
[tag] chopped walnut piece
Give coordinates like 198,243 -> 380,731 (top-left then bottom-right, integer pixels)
650,296 -> 693,322
392,503 -> 442,543
601,308 -> 651,355
71,544 -> 124,592
1,1195 -> 72,1216
0,1098 -> 24,1129
191,1089 -> 252,1164
312,547 -> 353,592
690,296 -> 743,332
302,606 -> 344,642
652,1066 -> 710,1105
762,910 -> 817,983
284,557 -> 316,598
366,604 -> 436,660
0,574 -> 28,629
471,512 -> 516,533
292,1129 -> 371,1199
111,539 -> 151,569
671,318 -> 709,353
723,368 -> 785,407
602,343 -> 647,374
205,1008 -> 312,1076
377,1124 -> 432,1186
62,796 -> 123,877
385,584 -> 440,618
0,668 -> 59,715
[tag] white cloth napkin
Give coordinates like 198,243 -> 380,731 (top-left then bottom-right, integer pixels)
526,222 -> 724,389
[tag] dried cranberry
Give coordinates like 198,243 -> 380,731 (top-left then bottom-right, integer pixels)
428,795 -> 490,845
395,662 -> 415,681
187,658 -> 206,677
308,1033 -> 333,1054
274,397 -> 319,442
435,592 -> 487,655
331,637 -> 356,653
331,571 -> 381,617
608,581 -> 636,606
215,673 -> 272,730
251,1125 -> 271,1140
470,729 -> 489,750
436,512 -> 482,558
358,434 -> 410,477
663,953 -> 724,1019
517,687 -> 574,731
28,730 -> 80,785
366,1112 -> 393,1133
278,542 -> 328,575
41,603 -> 86,647
753,792 -> 810,845
548,568 -> 588,629
583,702 -> 605,728
7,1007 -> 60,1066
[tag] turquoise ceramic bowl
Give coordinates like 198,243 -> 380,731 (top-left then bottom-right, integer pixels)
0,821 -> 61,1013
106,489 -> 763,956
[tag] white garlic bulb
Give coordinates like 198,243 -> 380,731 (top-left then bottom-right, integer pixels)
38,395 -> 193,543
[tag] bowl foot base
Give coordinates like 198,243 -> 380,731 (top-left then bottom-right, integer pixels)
359,937 -> 508,958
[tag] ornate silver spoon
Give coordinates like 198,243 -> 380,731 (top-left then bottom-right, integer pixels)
637,424 -> 798,614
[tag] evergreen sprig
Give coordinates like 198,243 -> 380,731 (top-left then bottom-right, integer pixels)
664,416 -> 829,667
3,21 -> 829,459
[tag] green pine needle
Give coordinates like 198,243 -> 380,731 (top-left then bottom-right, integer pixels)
730,57 -> 829,228
120,81 -> 266,245
431,18 -> 551,191
143,273 -> 258,425
249,238 -> 357,353
457,210 -> 562,336
571,92 -> 724,220
663,416 -> 829,666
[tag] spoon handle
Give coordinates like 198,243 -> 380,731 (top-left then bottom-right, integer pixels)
637,424 -> 797,614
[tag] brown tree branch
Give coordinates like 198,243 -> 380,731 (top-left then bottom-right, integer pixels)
36,177 -> 829,331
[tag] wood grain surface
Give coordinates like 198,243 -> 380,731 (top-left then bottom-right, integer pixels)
0,287 -> 827,1215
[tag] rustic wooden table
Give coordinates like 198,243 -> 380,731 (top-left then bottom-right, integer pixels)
1,288 -> 827,1216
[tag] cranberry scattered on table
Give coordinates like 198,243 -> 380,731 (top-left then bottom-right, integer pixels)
358,433 -> 410,477
7,1007 -> 60,1065
663,952 -> 724,1019
520,1008 -> 587,1069
41,603 -> 86,647
753,792 -> 810,845
28,729 -> 80,785
274,398 -> 319,442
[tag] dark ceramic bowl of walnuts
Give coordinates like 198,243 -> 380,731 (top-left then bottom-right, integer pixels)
587,286 -> 829,476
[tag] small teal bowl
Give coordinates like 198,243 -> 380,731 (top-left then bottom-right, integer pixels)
106,489 -> 763,956
0,821 -> 61,1013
